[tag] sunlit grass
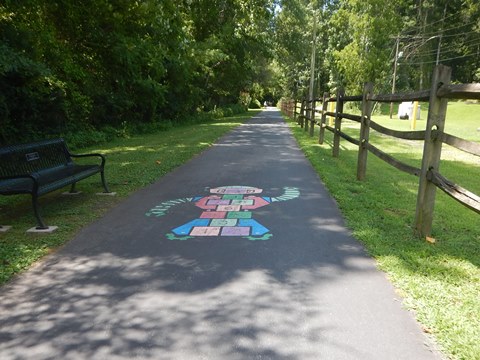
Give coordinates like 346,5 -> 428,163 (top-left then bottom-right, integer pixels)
371,101 -> 480,142
0,111 -> 259,284
286,110 -> 479,360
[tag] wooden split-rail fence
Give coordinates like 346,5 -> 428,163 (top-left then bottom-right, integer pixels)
281,65 -> 480,237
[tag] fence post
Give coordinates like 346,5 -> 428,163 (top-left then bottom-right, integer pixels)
357,83 -> 374,180
319,92 -> 328,144
309,98 -> 316,137
414,65 -> 451,237
293,98 -> 298,123
332,88 -> 344,157
299,100 -> 305,127
304,100 -> 310,133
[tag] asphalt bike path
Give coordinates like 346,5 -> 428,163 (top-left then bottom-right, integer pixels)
0,109 -> 443,359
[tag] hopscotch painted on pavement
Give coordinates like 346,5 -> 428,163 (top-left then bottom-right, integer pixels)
146,186 -> 300,240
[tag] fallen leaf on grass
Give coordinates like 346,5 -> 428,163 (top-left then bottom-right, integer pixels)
422,326 -> 433,334
425,236 -> 436,244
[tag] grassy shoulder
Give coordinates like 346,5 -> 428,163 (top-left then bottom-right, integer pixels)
287,114 -> 479,360
0,110 -> 259,285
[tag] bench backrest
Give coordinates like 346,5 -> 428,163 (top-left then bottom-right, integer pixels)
0,138 -> 73,178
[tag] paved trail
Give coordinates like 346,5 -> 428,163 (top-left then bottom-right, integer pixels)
0,109 -> 442,359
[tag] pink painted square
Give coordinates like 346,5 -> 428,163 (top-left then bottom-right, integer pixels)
207,199 -> 231,205
191,227 -> 221,236
200,211 -> 226,219
221,227 -> 250,236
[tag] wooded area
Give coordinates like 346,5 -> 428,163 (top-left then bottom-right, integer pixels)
1,0 -> 479,146
0,0 -> 276,146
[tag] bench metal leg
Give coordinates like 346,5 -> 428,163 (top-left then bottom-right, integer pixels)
70,183 -> 77,193
101,171 -> 111,193
32,194 -> 48,230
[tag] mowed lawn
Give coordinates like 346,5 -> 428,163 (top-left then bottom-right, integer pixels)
288,100 -> 479,360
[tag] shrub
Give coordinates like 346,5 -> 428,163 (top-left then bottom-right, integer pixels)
62,127 -> 110,150
249,99 -> 262,109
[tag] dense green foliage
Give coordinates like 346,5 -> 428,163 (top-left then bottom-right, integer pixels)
0,1 -> 275,145
1,1 -> 479,143
274,0 -> 480,97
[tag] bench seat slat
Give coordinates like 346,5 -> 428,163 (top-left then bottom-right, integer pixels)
0,178 -> 34,195
37,165 -> 102,195
0,165 -> 102,195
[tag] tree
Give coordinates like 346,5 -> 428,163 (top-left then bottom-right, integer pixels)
327,0 -> 403,94
274,0 -> 324,99
182,0 -> 276,108
2,0 -> 479,145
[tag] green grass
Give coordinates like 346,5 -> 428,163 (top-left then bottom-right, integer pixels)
0,111 -> 259,284
370,101 -> 480,142
288,103 -> 479,360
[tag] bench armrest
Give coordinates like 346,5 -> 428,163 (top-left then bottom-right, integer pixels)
68,152 -> 106,168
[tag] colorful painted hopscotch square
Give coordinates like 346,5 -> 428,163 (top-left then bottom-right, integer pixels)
216,205 -> 241,212
207,199 -> 231,206
221,226 -> 250,236
191,226 -> 221,236
227,211 -> 252,219
210,219 -> 238,227
231,199 -> 254,206
200,211 -> 227,219
222,195 -> 243,200
218,188 -> 246,194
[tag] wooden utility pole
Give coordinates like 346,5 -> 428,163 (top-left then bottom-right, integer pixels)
436,4 -> 447,65
308,9 -> 317,121
389,36 -> 400,119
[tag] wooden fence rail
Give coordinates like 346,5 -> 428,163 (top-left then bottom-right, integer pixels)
282,64 -> 479,238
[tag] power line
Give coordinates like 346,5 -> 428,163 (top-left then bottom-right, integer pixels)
407,37 -> 480,57
400,26 -> 479,41
403,52 -> 477,65
397,32 -> 480,62
442,30 -> 480,38
403,11 -> 476,34
403,20 -> 479,42
402,10 -> 454,31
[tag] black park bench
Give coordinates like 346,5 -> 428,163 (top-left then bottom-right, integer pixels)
0,138 -> 112,230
